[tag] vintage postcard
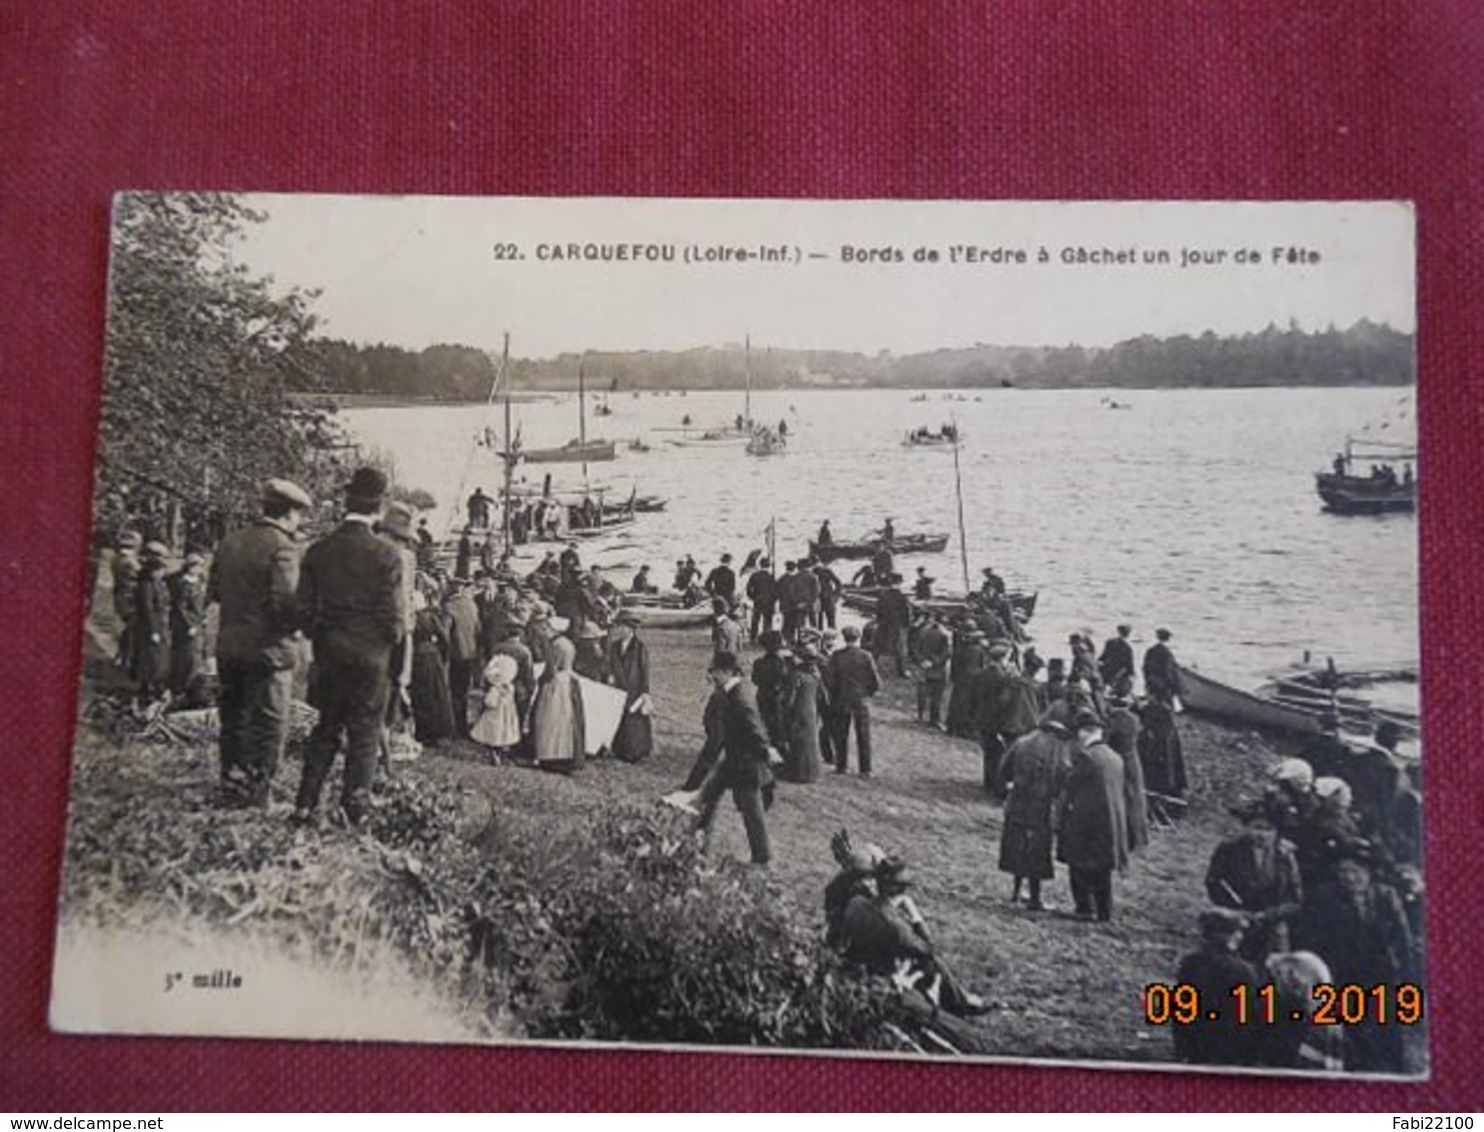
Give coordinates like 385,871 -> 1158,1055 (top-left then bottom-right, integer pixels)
52,195 -> 1423,1077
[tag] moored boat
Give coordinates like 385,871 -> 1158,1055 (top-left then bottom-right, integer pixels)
902,426 -> 962,449
1314,437 -> 1415,514
809,533 -> 950,562
1179,664 -> 1417,740
841,586 -> 1037,625
518,438 -> 617,464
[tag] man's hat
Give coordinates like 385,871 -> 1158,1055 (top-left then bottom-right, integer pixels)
614,609 -> 643,627
115,530 -> 142,549
982,566 -> 997,575
1116,623 -> 1132,635
720,553 -> 732,563
1155,627 -> 1172,641
709,650 -> 740,673
143,540 -> 169,559
841,625 -> 860,641
346,467 -> 389,506
1074,707 -> 1102,729
874,855 -> 911,888
261,478 -> 311,510
1314,776 -> 1353,808
381,501 -> 415,539
1198,908 -> 1247,941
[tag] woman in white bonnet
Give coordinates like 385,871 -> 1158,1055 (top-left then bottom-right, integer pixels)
471,654 -> 522,763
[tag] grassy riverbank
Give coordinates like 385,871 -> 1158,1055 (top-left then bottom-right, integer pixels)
57,623 -> 1360,1065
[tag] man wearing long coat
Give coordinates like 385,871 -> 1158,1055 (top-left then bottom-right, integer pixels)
294,468 -> 405,826
605,612 -> 653,762
208,479 -> 309,807
1056,713 -> 1130,921
996,719 -> 1072,909
693,650 -> 776,866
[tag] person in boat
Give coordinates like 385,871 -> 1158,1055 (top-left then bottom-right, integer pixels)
735,413 -> 745,432
705,552 -> 737,605
745,557 -> 777,642
913,567 -> 934,600
466,487 -> 492,530
1056,708 -> 1129,921
1141,628 -> 1184,703
1098,624 -> 1136,694
778,417 -> 788,438
816,519 -> 833,547
630,564 -> 658,595
996,715 -> 1073,910
604,610 -> 652,763
871,544 -> 895,581
1332,452 -> 1348,477
851,561 -> 878,588
827,625 -> 881,777
813,558 -> 842,630
880,517 -> 897,545
1402,464 -> 1414,488
979,565 -> 1006,600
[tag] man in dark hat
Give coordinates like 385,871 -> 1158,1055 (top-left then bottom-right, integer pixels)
1098,623 -> 1136,694
293,468 -> 406,827
874,573 -> 912,678
812,557 -> 842,630
208,477 -> 311,806
110,530 -> 143,667
688,650 -> 777,866
745,557 -> 777,642
704,552 -> 737,605
1172,909 -> 1264,1066
443,578 -> 482,737
1056,708 -> 1129,921
466,487 -> 492,530
827,625 -> 881,777
1142,627 -> 1184,703
979,565 -> 1006,600
1300,708 -> 1351,784
777,560 -> 804,642
913,612 -> 951,728
913,566 -> 935,601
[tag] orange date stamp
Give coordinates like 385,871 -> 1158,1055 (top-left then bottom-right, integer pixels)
1143,982 -> 1424,1026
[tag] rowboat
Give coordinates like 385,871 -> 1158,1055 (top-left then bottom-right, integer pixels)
809,533 -> 950,562
619,596 -> 714,629
745,429 -> 787,456
1315,437 -> 1415,514
1178,665 -> 1417,740
902,428 -> 961,449
841,586 -> 1037,625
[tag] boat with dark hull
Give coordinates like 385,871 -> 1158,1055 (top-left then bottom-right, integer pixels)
517,438 -> 617,464
809,533 -> 949,562
1315,438 -> 1415,514
1179,663 -> 1417,741
841,586 -> 1037,626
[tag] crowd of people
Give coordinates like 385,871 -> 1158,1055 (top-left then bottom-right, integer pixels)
100,483 -> 1424,1073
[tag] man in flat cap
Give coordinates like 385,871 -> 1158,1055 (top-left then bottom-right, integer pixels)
1172,908 -> 1264,1066
110,530 -> 143,668
1098,623 -> 1136,696
1141,627 -> 1184,705
208,477 -> 312,807
293,468 -> 406,826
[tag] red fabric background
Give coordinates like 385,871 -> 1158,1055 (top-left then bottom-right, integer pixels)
2,0 -> 1480,1111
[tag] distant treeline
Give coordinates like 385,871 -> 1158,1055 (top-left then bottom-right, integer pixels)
296,320 -> 1414,400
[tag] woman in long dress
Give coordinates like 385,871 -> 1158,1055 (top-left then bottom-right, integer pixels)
783,644 -> 829,783
533,636 -> 586,773
605,612 -> 653,762
410,601 -> 457,745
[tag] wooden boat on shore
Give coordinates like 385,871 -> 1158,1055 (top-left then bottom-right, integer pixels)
1179,664 -> 1417,740
809,533 -> 950,562
620,593 -> 714,628
841,586 -> 1037,625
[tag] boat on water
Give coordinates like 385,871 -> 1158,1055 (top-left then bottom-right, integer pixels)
745,426 -> 787,456
809,533 -> 950,562
1315,437 -> 1415,514
619,598 -> 714,629
628,438 -> 651,453
516,438 -> 617,464
1179,663 -> 1417,741
841,586 -> 1037,625
903,425 -> 961,449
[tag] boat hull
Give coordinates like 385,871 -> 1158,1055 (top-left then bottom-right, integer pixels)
522,441 -> 617,464
841,587 -> 1037,625
1179,665 -> 1324,736
809,534 -> 950,562
1314,472 -> 1415,514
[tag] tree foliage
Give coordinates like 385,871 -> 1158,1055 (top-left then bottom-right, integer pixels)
98,193 -> 354,538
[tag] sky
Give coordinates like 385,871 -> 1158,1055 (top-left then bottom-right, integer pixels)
227,195 -> 1415,358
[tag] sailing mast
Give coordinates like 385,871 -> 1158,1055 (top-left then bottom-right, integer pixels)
950,415 -> 971,593
499,332 -> 512,555
744,332 -> 752,428
578,355 -> 588,488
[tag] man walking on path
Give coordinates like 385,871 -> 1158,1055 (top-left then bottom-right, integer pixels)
687,650 -> 778,867
293,468 -> 406,827
208,478 -> 310,807
827,625 -> 881,777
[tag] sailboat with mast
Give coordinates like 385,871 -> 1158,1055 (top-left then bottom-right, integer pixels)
666,334 -> 761,447
509,359 -> 616,464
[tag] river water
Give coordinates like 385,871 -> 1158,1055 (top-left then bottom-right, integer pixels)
341,386 -> 1418,690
